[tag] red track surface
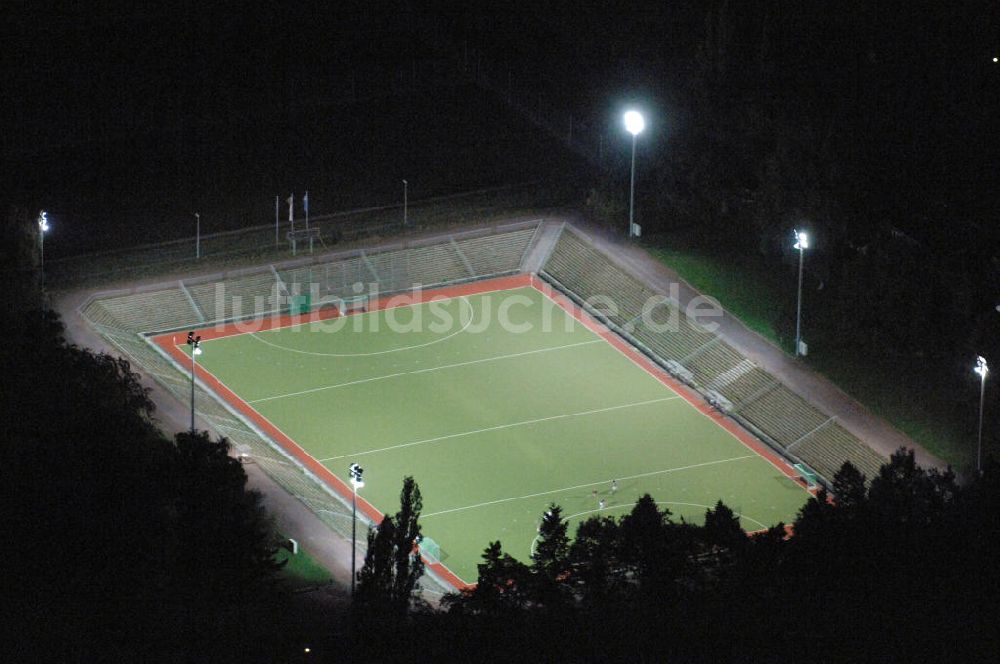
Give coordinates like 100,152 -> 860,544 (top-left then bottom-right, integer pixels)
153,272 -> 812,590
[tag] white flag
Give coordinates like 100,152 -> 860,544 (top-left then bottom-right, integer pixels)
287,195 -> 294,222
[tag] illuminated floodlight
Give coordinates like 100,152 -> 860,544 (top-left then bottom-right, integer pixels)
975,355 -> 988,474
624,110 -> 646,239
793,229 -> 810,356
38,211 -> 50,232
623,110 -> 645,136
793,229 -> 809,250
348,462 -> 365,597
349,462 -> 365,489
193,346 -> 202,356
975,355 -> 989,379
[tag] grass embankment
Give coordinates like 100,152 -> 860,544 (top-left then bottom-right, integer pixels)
645,238 -> 971,469
275,541 -> 333,592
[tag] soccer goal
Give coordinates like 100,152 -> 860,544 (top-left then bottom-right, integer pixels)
334,294 -> 369,315
418,536 -> 442,565
793,463 -> 819,490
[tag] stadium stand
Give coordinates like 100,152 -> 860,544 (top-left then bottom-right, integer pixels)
540,224 -> 887,487
79,222 -> 538,593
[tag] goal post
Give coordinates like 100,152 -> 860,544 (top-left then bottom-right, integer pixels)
793,463 -> 819,489
417,536 -> 441,564
332,294 -> 369,315
289,293 -> 312,315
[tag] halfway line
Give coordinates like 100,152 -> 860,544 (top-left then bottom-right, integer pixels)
319,396 -> 682,462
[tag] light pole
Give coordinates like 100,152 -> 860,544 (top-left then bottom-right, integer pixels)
38,211 -> 50,279
195,213 -> 201,259
975,356 -> 988,475
623,110 -> 645,239
349,462 -> 365,597
186,332 -> 202,431
793,229 -> 809,356
403,179 -> 408,227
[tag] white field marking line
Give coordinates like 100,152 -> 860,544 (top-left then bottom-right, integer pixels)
245,295 -> 475,358
423,455 -> 757,519
318,396 -> 682,462
248,339 -> 604,404
409,339 -> 602,374
533,285 -> 813,497
249,372 -> 407,403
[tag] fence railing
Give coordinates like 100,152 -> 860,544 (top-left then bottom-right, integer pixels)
48,181 -> 568,288
78,222 -> 542,594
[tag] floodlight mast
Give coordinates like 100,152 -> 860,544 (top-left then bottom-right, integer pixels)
975,356 -> 988,474
403,179 -> 408,227
624,110 -> 645,239
186,333 -> 202,431
38,211 -> 50,282
349,463 -> 365,597
793,230 -> 809,356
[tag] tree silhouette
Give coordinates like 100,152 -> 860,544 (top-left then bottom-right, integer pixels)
567,515 -> 619,605
355,476 -> 425,616
703,500 -> 746,552
530,504 -> 570,607
450,541 -> 532,615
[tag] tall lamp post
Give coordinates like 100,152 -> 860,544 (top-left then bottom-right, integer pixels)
793,229 -> 809,357
623,110 -> 645,239
186,332 -> 202,431
974,356 -> 988,475
195,213 -> 201,259
402,179 -> 408,227
349,462 -> 365,597
38,211 -> 50,280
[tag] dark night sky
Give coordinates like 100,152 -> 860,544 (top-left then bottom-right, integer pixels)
4,1 -> 999,254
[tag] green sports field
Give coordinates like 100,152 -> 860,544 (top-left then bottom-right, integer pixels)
191,284 -> 809,584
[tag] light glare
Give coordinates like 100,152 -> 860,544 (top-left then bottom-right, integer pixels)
975,356 -> 988,378
624,110 -> 645,136
38,211 -> 49,232
793,229 -> 809,250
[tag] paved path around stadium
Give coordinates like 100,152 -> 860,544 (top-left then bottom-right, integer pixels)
54,288 -> 357,607
51,211 -> 948,606
49,216 -> 544,602
538,217 -> 946,474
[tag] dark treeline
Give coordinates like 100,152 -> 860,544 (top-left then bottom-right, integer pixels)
333,454 -> 998,663
3,208 -> 1000,660
1,210 -> 313,661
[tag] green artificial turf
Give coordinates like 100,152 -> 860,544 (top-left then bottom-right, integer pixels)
195,286 -> 809,584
